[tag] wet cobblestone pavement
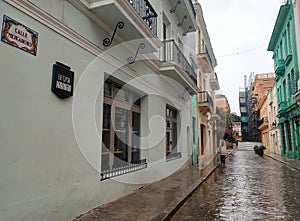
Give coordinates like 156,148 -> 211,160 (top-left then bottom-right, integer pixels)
172,150 -> 300,221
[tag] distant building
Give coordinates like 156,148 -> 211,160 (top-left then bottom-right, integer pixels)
215,94 -> 231,113
258,95 -> 270,152
247,73 -> 274,142
268,0 -> 300,159
232,121 -> 242,142
239,86 -> 249,141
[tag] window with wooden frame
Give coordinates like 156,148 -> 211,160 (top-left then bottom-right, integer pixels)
166,105 -> 181,160
101,79 -> 141,172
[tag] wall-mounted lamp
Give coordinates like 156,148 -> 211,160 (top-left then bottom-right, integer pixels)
170,0 -> 181,14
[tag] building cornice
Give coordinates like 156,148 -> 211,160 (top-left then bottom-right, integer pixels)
268,4 -> 290,51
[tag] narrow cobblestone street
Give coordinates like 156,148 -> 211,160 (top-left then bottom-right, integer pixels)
172,148 -> 300,220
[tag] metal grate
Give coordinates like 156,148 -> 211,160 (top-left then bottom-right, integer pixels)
101,159 -> 147,181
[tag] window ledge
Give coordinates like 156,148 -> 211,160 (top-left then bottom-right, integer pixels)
101,159 -> 147,181
166,152 -> 182,162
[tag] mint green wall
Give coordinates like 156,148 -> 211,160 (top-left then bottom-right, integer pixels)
269,2 -> 299,159
191,95 -> 199,165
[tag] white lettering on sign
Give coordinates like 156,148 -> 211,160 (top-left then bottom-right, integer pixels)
56,81 -> 72,92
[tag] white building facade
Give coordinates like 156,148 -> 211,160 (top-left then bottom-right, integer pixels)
193,2 -> 219,163
268,86 -> 281,155
0,0 -> 199,220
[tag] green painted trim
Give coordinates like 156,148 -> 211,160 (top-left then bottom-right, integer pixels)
268,4 -> 291,51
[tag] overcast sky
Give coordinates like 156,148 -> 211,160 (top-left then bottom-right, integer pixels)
200,0 -> 284,114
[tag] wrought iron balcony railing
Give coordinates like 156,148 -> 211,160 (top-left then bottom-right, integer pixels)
161,39 -> 197,85
258,117 -> 268,127
210,72 -> 220,90
199,44 -> 213,67
128,0 -> 157,35
101,159 -> 147,180
199,91 -> 214,108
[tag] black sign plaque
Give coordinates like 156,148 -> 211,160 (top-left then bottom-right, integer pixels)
51,62 -> 74,99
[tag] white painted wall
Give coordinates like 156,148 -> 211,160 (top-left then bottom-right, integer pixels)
0,1 -> 194,220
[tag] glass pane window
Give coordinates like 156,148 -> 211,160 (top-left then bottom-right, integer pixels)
102,79 -> 141,172
132,112 -> 140,162
104,81 -> 112,97
115,84 -> 130,102
166,106 -> 178,156
101,104 -> 111,171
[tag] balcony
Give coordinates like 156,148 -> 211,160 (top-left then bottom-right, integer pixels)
258,117 -> 269,130
284,49 -> 293,65
128,0 -> 157,35
160,39 -> 198,93
70,0 -> 161,49
198,91 -> 214,114
211,107 -> 221,120
210,72 -> 220,90
275,59 -> 285,77
197,44 -> 215,73
295,90 -> 300,106
277,101 -> 287,117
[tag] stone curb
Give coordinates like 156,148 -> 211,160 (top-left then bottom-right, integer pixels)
160,163 -> 219,221
265,154 -> 300,172
161,148 -> 237,221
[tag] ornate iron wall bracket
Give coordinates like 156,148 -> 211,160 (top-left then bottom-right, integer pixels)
170,0 -> 181,14
103,21 -> 124,47
177,15 -> 187,27
128,43 -> 145,64
183,25 -> 192,36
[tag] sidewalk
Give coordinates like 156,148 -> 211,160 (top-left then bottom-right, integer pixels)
265,152 -> 300,172
73,149 -> 235,221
